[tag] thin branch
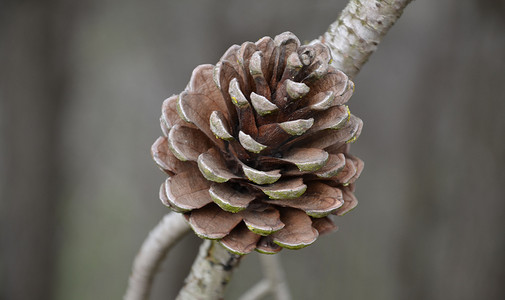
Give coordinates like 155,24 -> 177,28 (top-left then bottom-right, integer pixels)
239,254 -> 292,300
317,0 -> 413,78
261,254 -> 291,300
124,212 -> 191,300
176,240 -> 242,300
238,280 -> 270,300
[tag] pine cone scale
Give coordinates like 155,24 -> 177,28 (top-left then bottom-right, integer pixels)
271,208 -> 319,250
256,236 -> 282,254
209,182 -> 255,213
177,91 -> 227,149
266,182 -> 344,218
188,203 -> 243,240
242,205 -> 284,236
220,223 -> 262,255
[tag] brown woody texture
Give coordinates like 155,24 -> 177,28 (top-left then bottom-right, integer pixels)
151,32 -> 363,255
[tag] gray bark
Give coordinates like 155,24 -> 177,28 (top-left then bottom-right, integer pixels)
176,240 -> 242,300
318,0 -> 412,78
124,213 -> 191,300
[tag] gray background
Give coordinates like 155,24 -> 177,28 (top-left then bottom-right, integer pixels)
1,0 -> 504,299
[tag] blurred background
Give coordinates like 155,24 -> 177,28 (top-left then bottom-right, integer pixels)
1,0 -> 504,299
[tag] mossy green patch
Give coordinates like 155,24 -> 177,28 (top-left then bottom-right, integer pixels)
346,134 -> 359,144
246,224 -> 276,236
306,210 -> 333,218
263,185 -> 307,200
273,239 -> 312,250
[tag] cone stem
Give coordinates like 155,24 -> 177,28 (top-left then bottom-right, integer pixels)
176,240 -> 242,300
318,0 -> 412,78
124,213 -> 190,300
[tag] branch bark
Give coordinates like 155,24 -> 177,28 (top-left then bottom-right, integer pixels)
124,213 -> 191,300
318,0 -> 412,78
176,240 -> 242,300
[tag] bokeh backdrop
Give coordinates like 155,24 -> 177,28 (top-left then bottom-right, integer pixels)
1,0 -> 504,299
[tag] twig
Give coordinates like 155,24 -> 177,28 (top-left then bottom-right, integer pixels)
261,254 -> 291,300
124,212 -> 191,300
238,280 -> 270,300
239,254 -> 292,300
317,0 -> 413,78
176,240 -> 242,300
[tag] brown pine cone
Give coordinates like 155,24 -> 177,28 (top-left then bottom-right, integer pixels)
151,32 -> 363,255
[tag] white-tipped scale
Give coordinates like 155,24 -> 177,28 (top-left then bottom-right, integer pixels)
209,111 -> 234,140
285,79 -> 310,99
279,118 -> 314,136
228,78 -> 249,108
250,92 -> 278,116
238,131 -> 268,153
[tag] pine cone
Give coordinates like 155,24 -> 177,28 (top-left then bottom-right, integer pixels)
151,32 -> 363,255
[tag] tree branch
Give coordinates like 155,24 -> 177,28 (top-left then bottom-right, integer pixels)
124,212 -> 191,300
176,240 -> 242,300
317,0 -> 412,78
